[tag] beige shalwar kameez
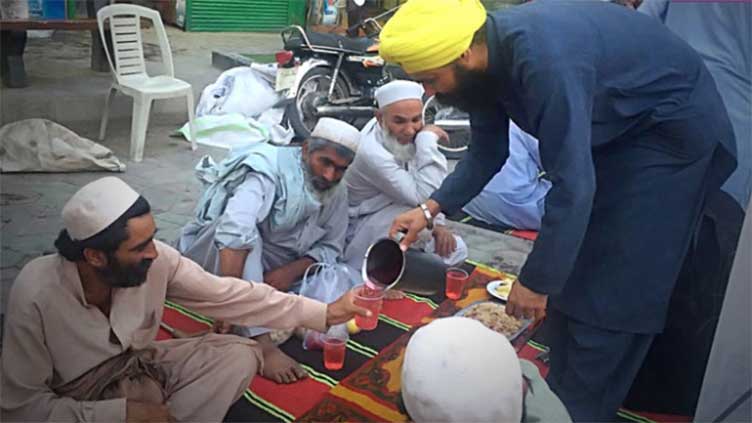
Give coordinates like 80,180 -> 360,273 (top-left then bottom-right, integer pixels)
1,240 -> 327,422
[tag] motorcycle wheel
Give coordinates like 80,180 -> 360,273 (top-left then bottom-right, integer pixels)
285,67 -> 352,139
422,95 -> 470,160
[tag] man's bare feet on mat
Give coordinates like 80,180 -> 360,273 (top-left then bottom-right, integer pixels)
257,334 -> 308,384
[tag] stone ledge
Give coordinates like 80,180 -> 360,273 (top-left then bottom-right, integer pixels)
211,50 -> 253,71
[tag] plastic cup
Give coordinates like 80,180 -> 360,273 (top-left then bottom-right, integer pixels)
323,324 -> 348,370
445,267 -> 469,300
353,283 -> 385,330
302,330 -> 325,351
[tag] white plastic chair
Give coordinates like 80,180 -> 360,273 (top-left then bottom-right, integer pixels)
97,4 -> 196,162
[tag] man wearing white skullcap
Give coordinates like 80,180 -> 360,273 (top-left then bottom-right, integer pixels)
1,177 -> 369,422
401,317 -> 571,423
343,80 -> 467,271
178,118 -> 360,384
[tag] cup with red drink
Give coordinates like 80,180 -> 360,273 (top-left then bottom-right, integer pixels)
352,283 -> 385,330
322,324 -> 349,370
445,267 -> 469,300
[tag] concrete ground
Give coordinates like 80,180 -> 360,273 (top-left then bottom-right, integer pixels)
0,28 -> 532,328
1,27 -> 282,125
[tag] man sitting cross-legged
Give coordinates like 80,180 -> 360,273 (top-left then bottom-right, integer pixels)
344,80 -> 468,271
0,177 -> 368,422
178,118 -> 360,384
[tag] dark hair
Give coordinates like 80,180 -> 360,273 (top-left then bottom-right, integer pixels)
306,136 -> 356,162
471,19 -> 488,46
55,196 -> 151,261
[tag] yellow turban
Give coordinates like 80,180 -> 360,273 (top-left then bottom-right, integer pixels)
380,0 -> 487,74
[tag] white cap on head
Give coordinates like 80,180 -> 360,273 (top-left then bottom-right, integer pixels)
375,80 -> 425,109
62,177 -> 140,241
401,317 -> 523,423
310,117 -> 360,153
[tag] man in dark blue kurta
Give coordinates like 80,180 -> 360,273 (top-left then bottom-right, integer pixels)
379,0 -> 737,421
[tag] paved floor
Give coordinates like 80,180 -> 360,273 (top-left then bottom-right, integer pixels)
0,28 -> 532,325
1,27 -> 282,125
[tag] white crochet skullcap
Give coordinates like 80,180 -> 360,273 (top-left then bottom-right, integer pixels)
310,117 -> 361,153
375,80 -> 425,109
62,177 -> 140,241
401,316 -> 523,423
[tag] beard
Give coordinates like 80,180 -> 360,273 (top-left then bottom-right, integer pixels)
380,123 -> 417,164
302,154 -> 339,204
98,253 -> 153,288
435,63 -> 499,112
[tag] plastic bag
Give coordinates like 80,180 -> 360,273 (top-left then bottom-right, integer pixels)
196,67 -> 280,119
300,263 -> 360,350
299,262 -> 360,303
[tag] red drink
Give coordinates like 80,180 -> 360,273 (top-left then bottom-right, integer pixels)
353,284 -> 385,331
323,337 -> 346,370
445,268 -> 469,300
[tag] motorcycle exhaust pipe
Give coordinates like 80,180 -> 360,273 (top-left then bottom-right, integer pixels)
314,105 -> 376,118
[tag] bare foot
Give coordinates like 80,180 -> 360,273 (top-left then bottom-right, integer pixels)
256,334 -> 308,384
384,289 -> 406,300
212,320 -> 233,334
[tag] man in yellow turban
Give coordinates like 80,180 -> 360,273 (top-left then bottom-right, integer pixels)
380,0 -> 486,75
382,0 -> 738,421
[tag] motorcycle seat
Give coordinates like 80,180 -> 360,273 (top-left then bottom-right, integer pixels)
285,32 -> 376,54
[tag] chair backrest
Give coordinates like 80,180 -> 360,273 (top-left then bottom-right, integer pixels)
97,4 -> 175,84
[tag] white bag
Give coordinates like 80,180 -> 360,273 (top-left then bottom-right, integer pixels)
299,262 -> 359,303
299,263 -> 360,350
196,67 -> 280,118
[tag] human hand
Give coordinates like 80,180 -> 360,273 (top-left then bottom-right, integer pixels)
421,124 -> 449,142
264,267 -> 297,292
505,281 -> 548,322
326,290 -> 371,326
126,400 -> 175,423
432,225 -> 457,258
389,207 -> 429,251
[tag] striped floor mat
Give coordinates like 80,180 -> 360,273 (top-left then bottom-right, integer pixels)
157,262 -> 688,423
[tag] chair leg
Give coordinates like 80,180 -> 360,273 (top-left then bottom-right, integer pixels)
186,90 -> 198,151
130,97 -> 152,162
99,86 -> 117,141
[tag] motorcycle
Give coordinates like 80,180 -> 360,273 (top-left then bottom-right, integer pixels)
422,95 -> 471,159
274,9 -> 470,157
274,19 -> 401,139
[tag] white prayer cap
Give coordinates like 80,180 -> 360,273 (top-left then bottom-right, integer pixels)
401,317 -> 523,423
310,117 -> 360,153
374,80 -> 425,109
62,177 -> 140,241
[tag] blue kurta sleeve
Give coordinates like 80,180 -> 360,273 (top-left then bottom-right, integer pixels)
638,0 -> 669,21
517,62 -> 597,295
430,107 -> 509,214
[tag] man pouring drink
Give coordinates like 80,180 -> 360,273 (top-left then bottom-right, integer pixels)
380,0 -> 737,420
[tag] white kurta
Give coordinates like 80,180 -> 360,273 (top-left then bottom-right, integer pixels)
344,118 -> 467,269
1,241 -> 327,422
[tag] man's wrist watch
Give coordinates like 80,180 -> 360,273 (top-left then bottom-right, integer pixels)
419,203 -> 434,230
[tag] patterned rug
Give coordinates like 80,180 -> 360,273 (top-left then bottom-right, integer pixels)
158,263 -> 688,423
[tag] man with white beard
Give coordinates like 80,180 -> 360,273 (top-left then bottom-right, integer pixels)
344,80 -> 467,271
178,118 -> 359,385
